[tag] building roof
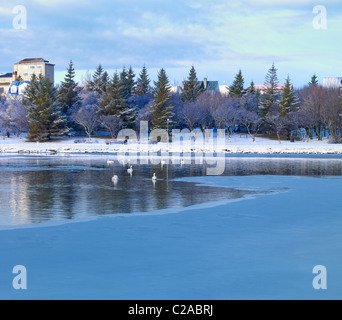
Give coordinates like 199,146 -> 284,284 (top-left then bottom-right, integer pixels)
180,78 -> 220,92
18,58 -> 48,64
15,58 -> 54,66
199,80 -> 219,91
0,72 -> 12,78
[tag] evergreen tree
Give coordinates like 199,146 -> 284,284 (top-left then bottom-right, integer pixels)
58,60 -> 81,115
135,65 -> 151,96
229,69 -> 244,97
98,72 -> 126,117
247,81 -> 256,94
127,66 -> 136,98
101,71 -> 109,93
259,63 -> 280,119
119,66 -> 136,100
24,75 -> 67,141
277,75 -> 300,116
180,66 -> 203,103
309,74 -> 319,87
119,67 -> 129,101
152,68 -> 174,129
119,66 -> 137,127
97,72 -> 135,126
87,64 -> 107,94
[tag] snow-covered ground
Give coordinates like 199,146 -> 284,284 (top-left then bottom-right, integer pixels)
1,134 -> 342,154
0,175 -> 341,299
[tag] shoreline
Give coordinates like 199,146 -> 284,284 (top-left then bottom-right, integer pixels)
1,136 -> 342,155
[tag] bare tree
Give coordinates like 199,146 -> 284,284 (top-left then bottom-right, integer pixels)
9,100 -> 29,138
181,101 -> 202,131
0,99 -> 11,138
78,87 -> 100,106
266,113 -> 288,144
322,88 -> 341,142
194,91 -> 221,131
100,115 -> 123,139
135,102 -> 153,130
72,104 -> 99,140
239,108 -> 262,142
212,103 -> 240,141
299,85 -> 326,140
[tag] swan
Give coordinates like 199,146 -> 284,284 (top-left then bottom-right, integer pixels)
152,173 -> 157,181
112,175 -> 119,183
127,165 -> 133,174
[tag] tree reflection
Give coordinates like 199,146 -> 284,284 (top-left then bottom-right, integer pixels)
1,155 -> 342,225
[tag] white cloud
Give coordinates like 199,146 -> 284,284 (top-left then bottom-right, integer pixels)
0,0 -> 341,87
33,0 -> 86,5
0,3 -> 13,16
246,0 -> 340,4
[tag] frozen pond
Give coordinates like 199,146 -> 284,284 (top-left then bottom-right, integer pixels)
1,153 -> 342,226
1,153 -> 342,299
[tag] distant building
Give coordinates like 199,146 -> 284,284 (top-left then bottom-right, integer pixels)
170,85 -> 181,94
0,73 -> 14,95
7,81 -> 30,96
322,77 -> 342,89
0,58 -> 55,96
200,77 -> 219,93
172,77 -> 220,96
13,58 -> 54,84
219,85 -> 229,96
254,83 -> 291,94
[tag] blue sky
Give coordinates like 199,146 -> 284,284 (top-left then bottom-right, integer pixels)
0,0 -> 341,88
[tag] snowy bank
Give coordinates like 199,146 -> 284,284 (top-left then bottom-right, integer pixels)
1,135 -> 342,155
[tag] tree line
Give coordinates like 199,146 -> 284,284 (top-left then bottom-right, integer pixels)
0,61 -> 341,143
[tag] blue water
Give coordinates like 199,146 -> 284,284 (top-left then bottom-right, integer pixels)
0,154 -> 342,226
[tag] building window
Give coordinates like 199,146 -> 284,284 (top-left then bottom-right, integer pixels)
37,66 -> 42,69
23,73 -> 28,76
10,86 -> 17,94
30,66 -> 35,69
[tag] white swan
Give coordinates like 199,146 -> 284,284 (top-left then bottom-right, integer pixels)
152,173 -> 157,181
127,165 -> 133,175
112,175 -> 119,183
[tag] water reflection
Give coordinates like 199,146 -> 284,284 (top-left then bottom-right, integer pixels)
224,156 -> 342,176
1,154 -> 342,225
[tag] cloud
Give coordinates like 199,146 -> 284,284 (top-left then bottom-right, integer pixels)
0,0 -> 341,87
0,6 -> 12,16
33,0 -> 87,5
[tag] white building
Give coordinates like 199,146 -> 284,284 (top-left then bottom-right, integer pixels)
0,58 -> 54,96
322,77 -> 342,89
7,81 -> 30,96
219,85 -> 229,96
254,83 -> 289,94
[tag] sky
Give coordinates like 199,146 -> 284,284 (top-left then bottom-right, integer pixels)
0,0 -> 341,88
